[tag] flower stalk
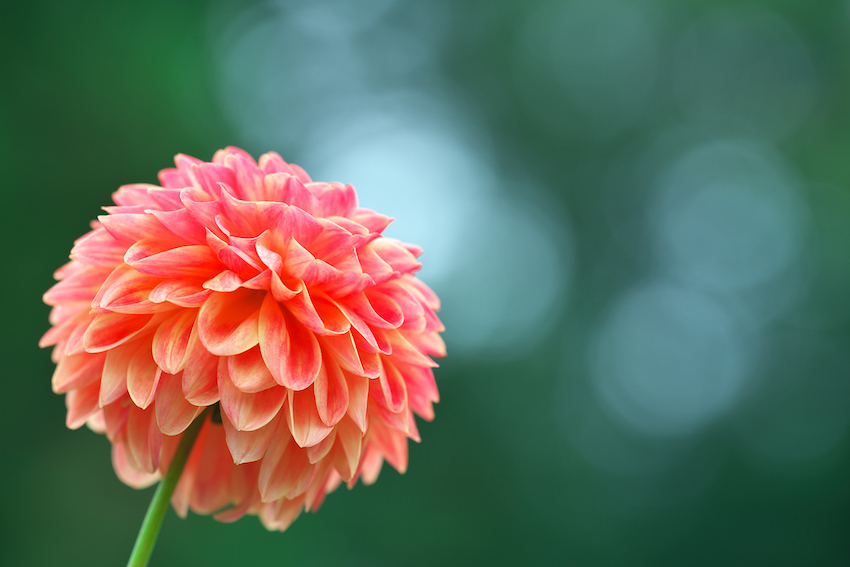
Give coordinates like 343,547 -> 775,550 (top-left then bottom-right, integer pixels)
126,407 -> 212,567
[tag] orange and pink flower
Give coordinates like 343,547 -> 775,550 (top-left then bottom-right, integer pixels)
41,147 -> 444,530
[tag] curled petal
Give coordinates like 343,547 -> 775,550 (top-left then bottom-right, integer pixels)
149,279 -> 210,308
218,357 -> 286,432
313,358 -> 349,427
198,289 -> 263,356
283,239 -> 341,287
380,328 -> 438,368
312,296 -> 351,335
331,416 -> 363,481
99,213 -> 178,247
125,405 -> 163,474
127,336 -> 162,409
70,228 -> 127,267
112,444 -> 159,489
222,410 -> 281,464
181,324 -> 220,406
264,173 -> 321,216
406,276 -> 441,311
398,363 -> 439,421
85,313 -> 153,355
150,208 -> 207,245
270,272 -> 299,302
66,379 -> 102,429
258,419 -> 318,502
193,163 -> 236,198
377,359 -> 407,414
368,420 -> 408,475
101,340 -> 144,406
364,289 -> 404,329
286,386 -> 334,448
92,264 -> 166,314
205,229 -> 262,278
52,352 -> 106,394
320,333 -> 366,376
112,183 -> 158,207
285,288 -> 324,334
126,240 -> 221,278
305,430 -> 337,464
155,372 -> 204,435
203,270 -> 243,293
228,346 -> 278,393
258,294 -> 321,390
178,420 -> 234,515
368,238 -> 421,274
152,309 -> 196,374
350,208 -> 393,233
224,151 -> 266,202
314,182 -> 358,218
345,372 -> 370,433
44,265 -> 112,305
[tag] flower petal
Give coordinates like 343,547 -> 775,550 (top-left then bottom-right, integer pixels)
70,228 -> 127,267
99,213 -> 178,247
126,336 -> 162,409
369,238 -> 421,274
125,405 -> 163,474
320,332 -> 366,376
149,279 -> 210,308
221,410 -> 281,464
126,240 -> 221,278
377,359 -> 407,414
218,357 -> 286,432
44,265 -> 112,305
228,346 -> 277,393
181,324 -> 220,406
154,372 -> 203,435
345,372 -> 370,433
264,173 -> 321,216
100,340 -> 143,406
314,182 -> 358,218
149,208 -> 207,245
314,358 -> 349,427
313,296 -> 351,335
152,309 -> 196,374
258,420 -> 318,502
286,386 -> 334,448
331,416 -> 363,481
66,379 -> 102,429
285,287 -> 324,334
198,289 -> 263,356
258,294 -> 321,390
93,264 -> 166,314
203,270 -> 243,292
52,352 -> 106,394
84,312 -> 153,353
112,444 -> 159,489
380,328 -> 438,368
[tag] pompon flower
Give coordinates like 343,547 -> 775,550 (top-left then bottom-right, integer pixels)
41,147 -> 445,530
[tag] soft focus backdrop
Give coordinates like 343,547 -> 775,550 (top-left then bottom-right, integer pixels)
3,0 -> 850,565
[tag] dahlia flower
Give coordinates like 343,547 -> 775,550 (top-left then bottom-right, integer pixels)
41,147 -> 444,532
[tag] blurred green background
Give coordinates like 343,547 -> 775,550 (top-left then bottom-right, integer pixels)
3,0 -> 850,565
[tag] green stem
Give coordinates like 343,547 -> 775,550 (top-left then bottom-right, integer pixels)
126,407 -> 212,567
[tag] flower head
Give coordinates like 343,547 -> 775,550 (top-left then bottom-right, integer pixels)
41,147 -> 444,530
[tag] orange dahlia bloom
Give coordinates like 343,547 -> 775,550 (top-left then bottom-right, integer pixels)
41,147 -> 444,530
